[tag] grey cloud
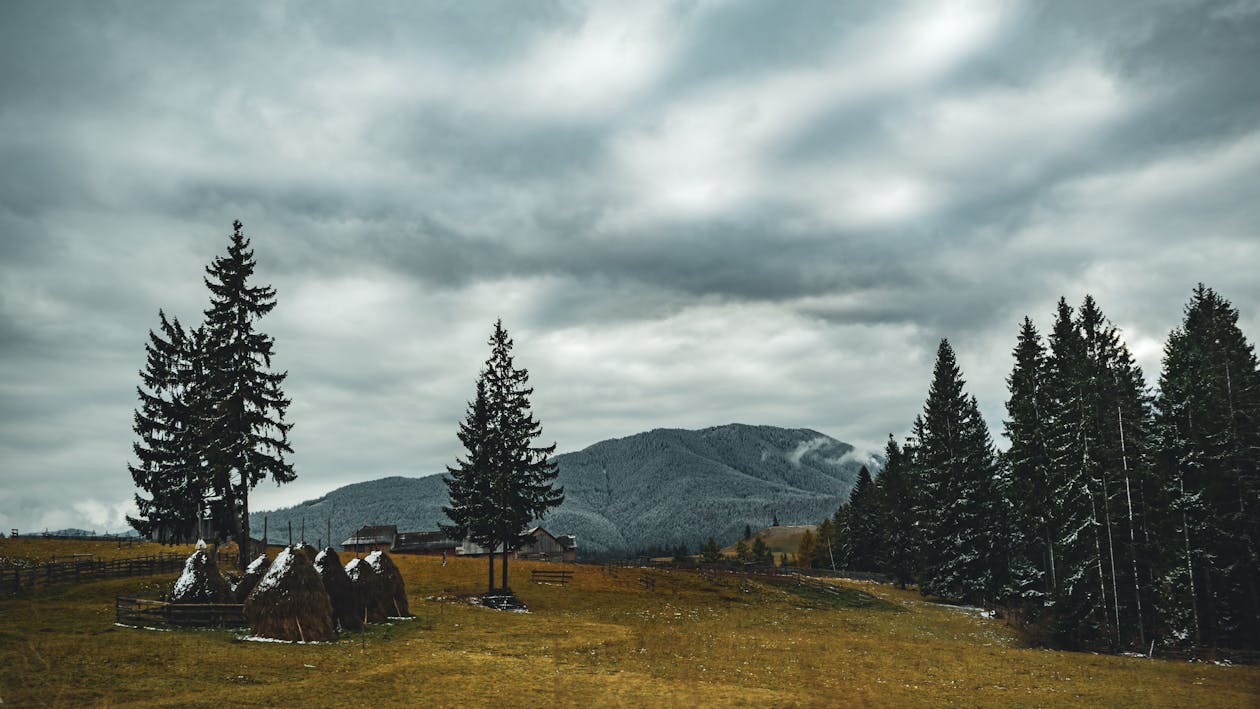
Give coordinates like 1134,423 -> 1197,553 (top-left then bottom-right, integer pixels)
1,1 -> 1257,533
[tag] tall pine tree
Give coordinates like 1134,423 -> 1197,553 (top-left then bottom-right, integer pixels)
441,379 -> 501,594
1155,284 -> 1260,649
201,221 -> 295,571
842,466 -> 880,571
483,320 -> 563,590
915,339 -> 1003,605
127,312 -> 207,543
874,435 -> 916,588
1003,317 -> 1055,612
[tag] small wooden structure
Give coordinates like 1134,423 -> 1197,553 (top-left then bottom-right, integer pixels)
514,527 -> 578,563
530,569 -> 574,585
116,596 -> 244,628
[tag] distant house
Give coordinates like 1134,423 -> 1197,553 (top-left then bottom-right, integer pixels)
341,524 -> 397,552
516,526 -> 578,563
393,530 -> 461,556
458,526 -> 577,563
342,523 -> 574,561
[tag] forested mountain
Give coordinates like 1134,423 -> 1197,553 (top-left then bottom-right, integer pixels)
251,424 -> 877,556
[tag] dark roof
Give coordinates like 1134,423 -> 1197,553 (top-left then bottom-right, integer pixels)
342,524 -> 397,547
394,531 -> 459,552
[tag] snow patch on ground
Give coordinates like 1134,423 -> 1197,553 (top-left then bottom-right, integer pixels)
114,622 -> 171,632
938,603 -> 996,619
237,634 -> 332,645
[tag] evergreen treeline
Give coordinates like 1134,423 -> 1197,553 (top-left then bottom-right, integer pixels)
815,285 -> 1259,652
127,221 -> 295,571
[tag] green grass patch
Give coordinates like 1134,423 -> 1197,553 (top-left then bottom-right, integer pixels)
756,575 -> 902,611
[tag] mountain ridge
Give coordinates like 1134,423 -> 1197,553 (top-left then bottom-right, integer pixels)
251,423 -> 881,556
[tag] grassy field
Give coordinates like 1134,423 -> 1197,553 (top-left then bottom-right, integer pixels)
1,538 -> 1257,707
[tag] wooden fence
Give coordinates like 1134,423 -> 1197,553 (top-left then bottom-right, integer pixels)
1,551 -> 235,596
115,596 -> 245,628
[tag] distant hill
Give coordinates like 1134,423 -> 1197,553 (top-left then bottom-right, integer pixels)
252,423 -> 880,557
721,525 -> 818,560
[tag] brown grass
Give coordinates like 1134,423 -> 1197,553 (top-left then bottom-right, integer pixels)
2,537 -> 1257,707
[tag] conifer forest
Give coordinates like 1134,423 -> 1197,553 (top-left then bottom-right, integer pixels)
815,288 -> 1260,653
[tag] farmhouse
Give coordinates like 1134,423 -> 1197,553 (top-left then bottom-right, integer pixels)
458,526 -> 577,563
341,525 -> 397,553
342,524 -> 575,561
392,531 -> 461,556
339,525 -> 461,556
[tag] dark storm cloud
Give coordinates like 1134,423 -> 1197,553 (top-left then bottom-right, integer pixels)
1,0 -> 1257,532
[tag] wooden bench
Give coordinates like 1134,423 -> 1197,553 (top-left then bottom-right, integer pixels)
530,569 -> 574,586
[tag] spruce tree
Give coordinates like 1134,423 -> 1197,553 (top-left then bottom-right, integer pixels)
1044,297 -> 1116,645
127,312 -> 206,543
1004,317 -> 1055,611
1155,284 -> 1260,649
843,466 -> 880,571
816,516 -> 838,571
201,221 -> 295,571
875,435 -> 916,588
751,536 -> 771,565
482,320 -> 563,590
701,537 -> 723,563
915,339 -> 1003,605
441,379 -> 501,593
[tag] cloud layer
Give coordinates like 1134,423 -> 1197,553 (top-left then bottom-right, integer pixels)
2,0 -> 1258,533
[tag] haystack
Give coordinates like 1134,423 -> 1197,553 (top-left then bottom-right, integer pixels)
169,549 -> 232,604
294,542 -> 318,561
234,554 -> 271,603
313,547 -> 363,631
345,557 -> 388,623
365,550 -> 409,617
243,546 -> 335,642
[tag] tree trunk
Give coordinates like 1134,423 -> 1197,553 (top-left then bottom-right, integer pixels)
487,550 -> 495,594
238,485 -> 250,574
501,542 -> 509,591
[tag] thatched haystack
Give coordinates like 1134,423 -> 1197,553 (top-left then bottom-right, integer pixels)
169,549 -> 232,604
313,547 -> 363,631
243,546 -> 335,642
234,554 -> 271,603
345,557 -> 388,623
294,542 -> 318,561
365,550 -> 409,617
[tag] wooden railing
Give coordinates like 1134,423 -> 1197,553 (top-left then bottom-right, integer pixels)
1,551 -> 235,596
115,596 -> 245,628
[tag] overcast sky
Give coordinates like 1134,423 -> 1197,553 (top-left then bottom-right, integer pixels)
2,1 -> 1257,535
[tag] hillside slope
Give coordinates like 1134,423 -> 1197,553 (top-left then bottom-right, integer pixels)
252,423 -> 878,556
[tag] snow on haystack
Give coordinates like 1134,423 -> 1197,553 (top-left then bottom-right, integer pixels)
313,547 -> 363,631
345,557 -> 388,623
169,549 -> 232,604
243,546 -> 335,642
365,550 -> 409,618
233,554 -> 271,603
